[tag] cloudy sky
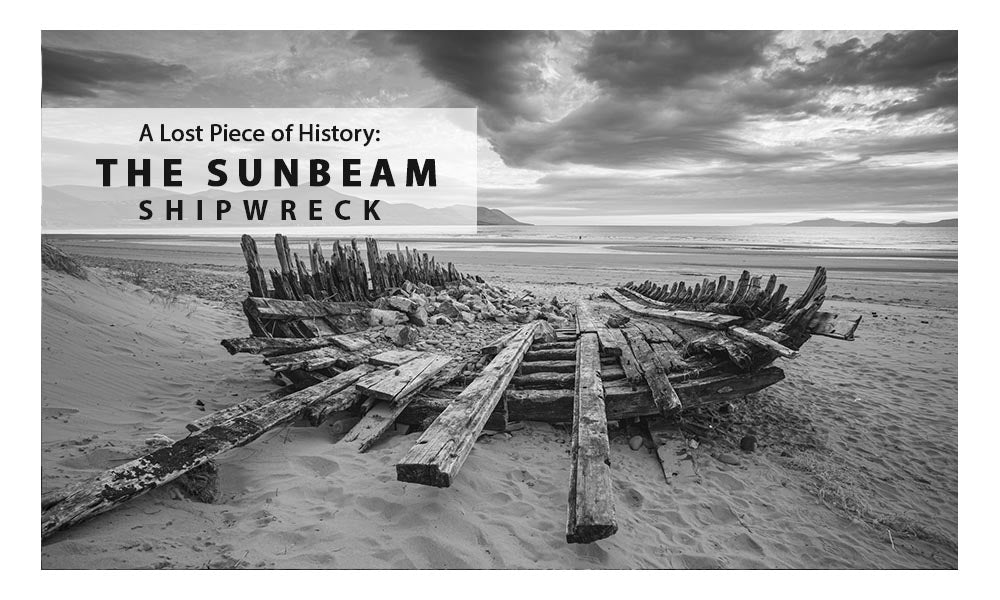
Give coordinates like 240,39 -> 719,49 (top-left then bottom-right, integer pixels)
41,30 -> 957,225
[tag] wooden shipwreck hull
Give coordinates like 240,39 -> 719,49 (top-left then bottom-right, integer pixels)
42,233 -> 862,547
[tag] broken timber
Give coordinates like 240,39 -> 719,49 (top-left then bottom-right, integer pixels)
343,354 -> 453,452
566,332 -> 617,543
396,321 -> 541,487
41,365 -> 373,540
622,325 -> 682,414
221,333 -> 370,356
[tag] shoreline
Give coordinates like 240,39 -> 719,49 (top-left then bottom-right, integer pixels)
41,237 -> 958,568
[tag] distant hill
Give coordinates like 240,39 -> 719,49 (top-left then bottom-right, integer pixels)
477,207 -> 532,226
770,218 -> 957,228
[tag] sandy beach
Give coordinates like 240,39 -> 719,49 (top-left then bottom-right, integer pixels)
41,234 -> 957,569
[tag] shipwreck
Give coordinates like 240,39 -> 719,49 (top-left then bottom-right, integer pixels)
41,233 -> 862,545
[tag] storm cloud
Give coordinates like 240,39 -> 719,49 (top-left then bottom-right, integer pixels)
40,30 -> 958,224
575,30 -> 777,94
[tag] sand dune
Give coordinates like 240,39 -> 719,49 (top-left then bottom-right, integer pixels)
41,260 -> 956,568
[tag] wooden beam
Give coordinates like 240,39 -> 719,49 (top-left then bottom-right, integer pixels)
575,300 -> 600,334
367,349 -> 423,367
221,334 -> 369,357
622,325 -> 682,414
605,288 -> 742,330
728,326 -> 799,359
595,327 -> 624,357
344,355 -> 454,452
356,354 -> 452,402
186,383 -> 304,433
245,297 -> 366,320
567,333 -> 618,543
41,366 -> 372,540
262,347 -> 354,372
396,322 -> 541,487
499,367 -> 786,422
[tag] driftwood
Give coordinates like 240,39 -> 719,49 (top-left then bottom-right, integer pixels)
41,365 -> 373,540
566,333 -> 617,543
396,322 -> 541,487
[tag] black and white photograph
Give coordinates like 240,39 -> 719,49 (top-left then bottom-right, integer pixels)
38,27 -> 959,570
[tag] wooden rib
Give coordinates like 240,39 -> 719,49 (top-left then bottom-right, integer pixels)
494,367 -> 786,422
606,288 -> 743,330
728,326 -> 799,359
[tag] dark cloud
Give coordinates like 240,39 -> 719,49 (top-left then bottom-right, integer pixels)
353,31 -> 557,127
42,46 -> 192,98
491,95 -> 745,168
877,79 -> 958,117
575,31 -> 777,94
773,30 -> 957,117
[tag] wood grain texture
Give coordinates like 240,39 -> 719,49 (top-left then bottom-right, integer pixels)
566,333 -> 618,543
396,322 -> 541,487
41,365 -> 373,540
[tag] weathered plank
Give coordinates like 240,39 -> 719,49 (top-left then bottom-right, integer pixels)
622,325 -> 682,414
499,367 -> 786,422
357,354 -> 452,402
186,384 -> 301,433
728,326 -> 799,359
41,365 -> 372,540
396,322 -> 541,487
595,327 -> 625,357
344,355 -> 454,452
606,288 -> 743,330
686,331 -> 758,371
575,300 -> 600,334
244,297 -> 366,320
807,310 -> 862,340
221,334 -> 369,357
263,347 -> 353,372
597,327 -> 644,387
567,333 -> 618,543
511,371 -> 575,389
519,359 -> 577,374
481,329 -> 517,357
646,418 -> 698,485
368,349 -> 423,367
525,348 -> 576,361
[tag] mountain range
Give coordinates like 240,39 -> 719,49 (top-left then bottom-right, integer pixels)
767,218 -> 957,228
